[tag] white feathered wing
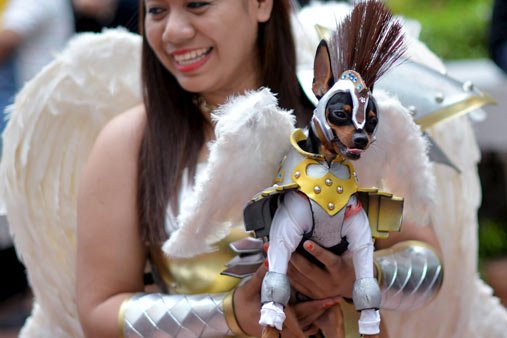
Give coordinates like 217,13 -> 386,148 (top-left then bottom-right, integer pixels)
0,29 -> 143,338
162,89 -> 296,258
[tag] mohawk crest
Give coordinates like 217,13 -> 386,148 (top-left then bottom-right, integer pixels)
329,0 -> 406,90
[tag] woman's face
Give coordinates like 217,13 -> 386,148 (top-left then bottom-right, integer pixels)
144,0 -> 273,105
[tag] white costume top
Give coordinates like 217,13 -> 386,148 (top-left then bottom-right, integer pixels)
263,192 -> 379,334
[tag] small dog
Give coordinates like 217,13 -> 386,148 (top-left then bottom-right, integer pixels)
257,40 -> 383,338
243,1 -> 406,337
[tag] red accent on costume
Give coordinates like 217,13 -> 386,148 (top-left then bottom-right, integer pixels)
296,191 -> 309,200
344,199 -> 362,221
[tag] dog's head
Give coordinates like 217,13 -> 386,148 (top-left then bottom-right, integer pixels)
311,40 -> 378,161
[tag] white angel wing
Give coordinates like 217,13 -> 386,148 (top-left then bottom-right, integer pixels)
354,89 -> 435,226
0,29 -> 142,338
163,89 -> 296,258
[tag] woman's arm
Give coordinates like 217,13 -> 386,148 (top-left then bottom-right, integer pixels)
76,105 -> 147,338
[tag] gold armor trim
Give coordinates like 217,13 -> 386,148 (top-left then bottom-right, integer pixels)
292,159 -> 358,216
416,93 -> 496,130
357,188 -> 403,240
151,228 -> 250,295
117,295 -> 134,337
290,129 -> 325,160
247,128 -> 402,238
375,240 -> 442,263
272,155 -> 287,184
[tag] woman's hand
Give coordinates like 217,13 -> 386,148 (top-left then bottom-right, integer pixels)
234,262 -> 345,337
287,240 -> 355,299
234,264 -> 267,337
285,297 -> 342,337
313,304 -> 345,338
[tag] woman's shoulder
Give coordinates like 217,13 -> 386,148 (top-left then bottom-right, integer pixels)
102,104 -> 146,141
84,104 -> 146,178
94,104 -> 146,155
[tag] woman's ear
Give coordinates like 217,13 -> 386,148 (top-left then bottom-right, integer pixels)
256,0 -> 274,23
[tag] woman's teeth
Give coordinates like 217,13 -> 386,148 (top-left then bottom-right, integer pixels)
173,48 -> 211,65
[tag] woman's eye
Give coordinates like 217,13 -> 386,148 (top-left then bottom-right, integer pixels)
187,1 -> 210,10
147,7 -> 165,15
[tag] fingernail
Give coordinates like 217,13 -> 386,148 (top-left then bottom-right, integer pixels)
324,302 -> 331,308
305,242 -> 313,250
333,298 -> 340,305
263,243 -> 269,252
264,259 -> 269,267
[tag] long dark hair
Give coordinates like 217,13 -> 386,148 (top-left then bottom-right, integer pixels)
137,0 -> 310,247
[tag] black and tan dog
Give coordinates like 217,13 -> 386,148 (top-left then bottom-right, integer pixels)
251,1 -> 406,337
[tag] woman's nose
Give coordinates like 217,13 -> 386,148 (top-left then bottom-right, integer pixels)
162,12 -> 195,43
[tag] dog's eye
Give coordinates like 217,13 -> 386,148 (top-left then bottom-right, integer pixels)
328,110 -> 348,125
365,116 -> 378,133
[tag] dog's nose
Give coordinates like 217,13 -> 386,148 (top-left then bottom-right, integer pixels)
352,133 -> 369,148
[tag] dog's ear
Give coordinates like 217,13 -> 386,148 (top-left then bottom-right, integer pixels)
312,40 -> 334,100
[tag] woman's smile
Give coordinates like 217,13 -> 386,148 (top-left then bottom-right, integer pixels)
171,47 -> 213,72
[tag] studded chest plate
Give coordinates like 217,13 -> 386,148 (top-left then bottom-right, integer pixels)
292,159 -> 358,216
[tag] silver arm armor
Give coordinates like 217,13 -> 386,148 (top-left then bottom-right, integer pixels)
374,240 -> 443,311
352,277 -> 382,311
119,292 -> 239,338
261,271 -> 291,306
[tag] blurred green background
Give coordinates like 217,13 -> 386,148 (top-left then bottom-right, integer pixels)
387,0 -> 493,60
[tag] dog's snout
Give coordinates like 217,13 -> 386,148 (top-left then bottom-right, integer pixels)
352,133 -> 369,148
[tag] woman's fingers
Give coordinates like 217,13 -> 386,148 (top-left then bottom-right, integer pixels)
314,305 -> 345,338
287,261 -> 318,297
283,305 -> 305,338
288,243 -> 356,299
302,240 -> 340,268
293,297 -> 341,327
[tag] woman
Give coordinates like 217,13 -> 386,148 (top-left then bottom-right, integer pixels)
63,0 -> 443,337
74,0 -> 446,337
75,0 -> 325,337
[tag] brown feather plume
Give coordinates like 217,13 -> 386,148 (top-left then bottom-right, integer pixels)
329,0 -> 406,89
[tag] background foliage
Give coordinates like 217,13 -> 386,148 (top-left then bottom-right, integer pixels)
386,0 -> 493,60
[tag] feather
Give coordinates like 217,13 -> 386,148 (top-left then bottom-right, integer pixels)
162,88 -> 295,258
0,28 -> 142,338
354,89 -> 435,226
329,0 -> 406,89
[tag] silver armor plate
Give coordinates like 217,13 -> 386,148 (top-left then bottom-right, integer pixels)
261,271 -> 291,306
122,293 -> 232,337
309,199 -> 346,247
352,277 -> 382,311
376,242 -> 443,311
